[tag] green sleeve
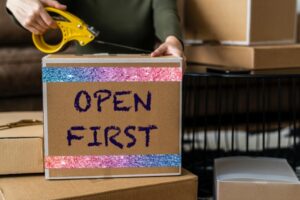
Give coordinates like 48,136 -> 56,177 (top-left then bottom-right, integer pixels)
152,0 -> 183,43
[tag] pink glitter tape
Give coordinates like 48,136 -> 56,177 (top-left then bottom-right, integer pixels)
43,67 -> 182,82
45,154 -> 181,169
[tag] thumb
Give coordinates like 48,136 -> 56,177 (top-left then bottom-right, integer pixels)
41,0 -> 67,10
151,45 -> 167,57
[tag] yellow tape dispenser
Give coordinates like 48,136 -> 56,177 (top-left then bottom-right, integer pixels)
32,7 -> 99,54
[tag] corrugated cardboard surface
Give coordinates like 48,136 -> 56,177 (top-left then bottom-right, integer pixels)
185,0 -> 296,44
0,112 -> 44,175
43,55 -> 182,179
186,44 -> 300,69
215,157 -> 300,200
0,169 -> 197,200
250,0 -> 297,43
185,0 -> 248,42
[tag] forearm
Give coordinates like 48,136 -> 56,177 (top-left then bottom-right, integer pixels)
152,0 -> 183,44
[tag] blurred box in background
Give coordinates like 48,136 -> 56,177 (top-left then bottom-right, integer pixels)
185,0 -> 297,45
0,112 -> 44,175
215,157 -> 300,200
297,14 -> 300,42
186,44 -> 300,70
0,169 -> 198,200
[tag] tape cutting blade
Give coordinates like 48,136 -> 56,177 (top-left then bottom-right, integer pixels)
93,40 -> 152,54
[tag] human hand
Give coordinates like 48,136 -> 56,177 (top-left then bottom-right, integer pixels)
6,0 -> 67,35
151,36 -> 186,72
151,36 -> 184,57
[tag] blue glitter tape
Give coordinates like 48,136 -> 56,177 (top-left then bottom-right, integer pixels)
42,67 -> 182,83
45,154 -> 182,169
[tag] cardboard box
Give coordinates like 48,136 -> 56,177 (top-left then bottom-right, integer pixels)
42,54 -> 183,179
297,14 -> 300,42
0,112 -> 44,175
0,169 -> 198,200
185,0 -> 297,45
186,44 -> 300,70
215,157 -> 300,200
187,63 -> 300,75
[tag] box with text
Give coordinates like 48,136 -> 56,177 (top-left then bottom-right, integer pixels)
42,54 -> 182,179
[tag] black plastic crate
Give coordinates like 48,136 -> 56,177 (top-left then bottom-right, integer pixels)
182,71 -> 300,199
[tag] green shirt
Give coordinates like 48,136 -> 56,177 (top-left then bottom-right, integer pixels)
60,0 -> 182,54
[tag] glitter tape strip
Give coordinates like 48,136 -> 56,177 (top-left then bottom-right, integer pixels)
42,67 -> 182,83
45,154 -> 181,169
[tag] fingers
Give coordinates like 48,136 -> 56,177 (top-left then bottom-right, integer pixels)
23,4 -> 58,34
169,48 -> 183,57
151,40 -> 186,72
36,17 -> 49,31
40,8 -> 57,29
39,0 -> 68,30
24,13 -> 48,34
151,44 -> 184,57
151,44 -> 167,57
7,0 -> 64,35
23,13 -> 45,34
26,25 -> 41,35
41,0 -> 67,10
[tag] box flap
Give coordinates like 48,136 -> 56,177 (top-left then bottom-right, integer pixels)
215,157 -> 299,183
0,112 -> 43,139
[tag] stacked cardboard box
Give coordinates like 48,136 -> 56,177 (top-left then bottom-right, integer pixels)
0,112 -> 44,175
186,44 -> 300,70
184,0 -> 300,71
0,55 -> 198,199
0,55 -> 197,200
0,169 -> 198,200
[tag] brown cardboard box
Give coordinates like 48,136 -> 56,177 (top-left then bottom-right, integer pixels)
215,157 -> 300,200
185,0 -> 297,45
43,54 -> 183,179
0,112 -> 44,175
0,169 -> 197,200
186,44 -> 300,70
297,14 -> 300,42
